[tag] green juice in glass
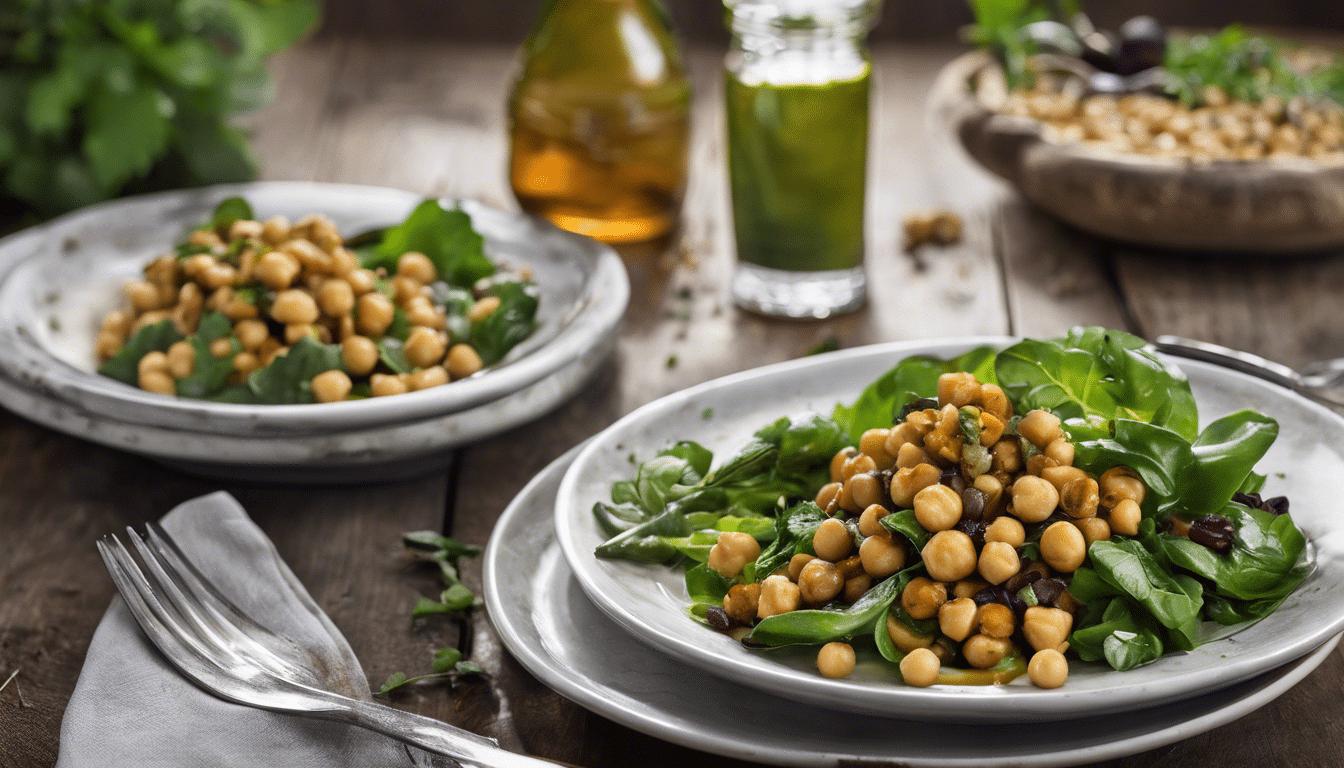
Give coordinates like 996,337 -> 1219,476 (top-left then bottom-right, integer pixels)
725,66 -> 870,273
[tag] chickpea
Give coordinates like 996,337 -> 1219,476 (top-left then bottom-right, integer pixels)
1075,516 -> 1111,547
1017,409 -> 1063,450
937,372 -> 980,407
283,238 -> 331,273
758,575 -> 801,618
952,578 -> 991,600
981,603 -> 1017,638
798,559 -> 844,604
858,504 -> 889,537
1025,453 -> 1052,477
963,634 -> 1014,669
1041,521 -> 1087,573
707,531 -> 761,579
139,370 -> 175,395
261,215 -> 290,245
836,480 -> 860,515
886,614 -> 935,653
1109,498 -> 1142,536
101,310 -> 133,339
983,516 -> 1025,547
334,335 -> 376,376
977,541 -> 1021,585
126,280 -> 162,312
990,439 -> 1023,474
884,422 -> 919,456
1100,466 -> 1147,508
345,268 -> 377,295
787,553 -> 816,582
467,295 -> 502,323
132,309 -> 170,332
1060,476 -> 1100,520
812,518 -> 854,562
895,646 -> 942,689
330,247 -> 358,276
408,366 -> 449,390
402,327 -> 447,369
445,344 -> 484,379
859,534 -> 905,578
895,442 -> 932,469
913,484 -> 962,532
843,574 -> 872,603
890,463 -> 942,508
1012,475 -> 1059,523
1041,465 -> 1088,495
233,319 -> 269,352
815,482 -> 842,511
1023,606 -> 1074,653
973,473 -> 1004,513
841,453 -> 877,481
182,253 -> 216,279
1044,437 -> 1074,467
979,411 -> 1006,446
254,251 -> 301,290
138,350 -> 169,377
230,351 -> 259,377
817,642 -> 856,679
271,289 -> 320,325
859,428 -> 895,468
391,275 -> 424,305
307,369 -> 351,403
355,292 -> 395,336
370,372 -> 409,397
722,583 -> 761,625
979,383 -> 1012,420
284,323 -> 313,345
921,530 -> 977,582
848,472 -> 885,510
397,251 -> 438,283
95,332 -> 124,360
315,278 -> 355,318
830,447 -> 858,483
164,341 -> 194,379
938,597 -> 980,642
1028,649 -> 1069,689
901,577 -> 947,620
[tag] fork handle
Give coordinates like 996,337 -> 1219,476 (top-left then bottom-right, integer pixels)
342,700 -> 572,767
1154,335 -> 1303,390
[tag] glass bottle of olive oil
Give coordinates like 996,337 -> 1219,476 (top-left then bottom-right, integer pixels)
508,0 -> 692,244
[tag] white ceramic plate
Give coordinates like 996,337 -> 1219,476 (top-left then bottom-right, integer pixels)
554,338 -> 1344,722
0,182 -> 627,436
488,446 -> 1341,767
0,328 -> 613,483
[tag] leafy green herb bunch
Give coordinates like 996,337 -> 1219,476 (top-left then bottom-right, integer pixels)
0,0 -> 319,221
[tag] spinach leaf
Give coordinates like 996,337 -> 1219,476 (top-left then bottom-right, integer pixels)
995,327 -> 1198,439
1158,503 -> 1312,602
593,508 -> 690,563
748,502 -> 827,583
361,200 -> 494,287
174,311 -> 239,398
878,508 -> 931,551
469,281 -> 539,366
377,338 -> 411,374
746,565 -> 918,646
1070,411 -> 1278,519
97,319 -> 184,385
246,336 -> 345,404
208,196 -> 253,232
685,562 -> 731,607
1087,538 -> 1203,649
831,346 -> 997,442
1069,597 -> 1165,670
620,441 -> 714,516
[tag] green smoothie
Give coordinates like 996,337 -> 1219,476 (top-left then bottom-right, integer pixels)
725,67 -> 870,273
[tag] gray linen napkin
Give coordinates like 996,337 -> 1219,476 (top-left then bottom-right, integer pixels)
57,491 -> 448,768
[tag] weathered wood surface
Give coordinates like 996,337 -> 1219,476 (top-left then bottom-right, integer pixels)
1,35 -> 1341,768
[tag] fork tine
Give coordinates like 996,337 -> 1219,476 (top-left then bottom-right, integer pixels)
129,526 -> 313,682
96,535 -> 234,682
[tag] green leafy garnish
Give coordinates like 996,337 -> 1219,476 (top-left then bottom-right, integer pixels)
174,311 -> 239,399
96,318 -> 182,385
245,336 -> 345,404
470,282 -> 539,367
359,200 -> 494,287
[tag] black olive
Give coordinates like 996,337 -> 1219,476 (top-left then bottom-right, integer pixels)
1080,29 -> 1119,72
1004,567 -> 1043,595
1232,492 -> 1291,516
1115,15 -> 1166,76
1030,577 -> 1067,608
1188,514 -> 1236,554
940,467 -> 966,495
705,606 -> 733,633
955,517 -> 987,547
961,487 -> 987,521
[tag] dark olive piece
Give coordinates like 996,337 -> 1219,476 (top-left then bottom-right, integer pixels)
1233,492 -> 1291,516
954,517 -> 987,547
1115,15 -> 1166,76
705,606 -> 734,633
961,487 -> 987,521
1031,577 -> 1067,608
1005,567 -> 1043,594
1189,514 -> 1236,554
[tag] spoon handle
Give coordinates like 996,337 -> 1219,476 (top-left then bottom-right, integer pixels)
1153,336 -> 1303,390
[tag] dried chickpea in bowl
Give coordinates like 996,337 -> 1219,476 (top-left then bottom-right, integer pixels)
95,197 -> 539,404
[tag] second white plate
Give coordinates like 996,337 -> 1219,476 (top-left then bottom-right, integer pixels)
554,338 -> 1344,722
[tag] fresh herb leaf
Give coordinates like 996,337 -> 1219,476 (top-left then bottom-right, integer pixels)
208,197 -> 253,232
746,565 -> 919,646
246,336 -> 345,404
469,281 -> 539,366
174,311 -> 239,398
96,319 -> 183,385
361,200 -> 494,287
377,337 -> 411,374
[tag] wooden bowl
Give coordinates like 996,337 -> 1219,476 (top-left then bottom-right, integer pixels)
929,51 -> 1344,253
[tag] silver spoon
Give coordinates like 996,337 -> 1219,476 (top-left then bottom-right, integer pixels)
1155,335 -> 1344,408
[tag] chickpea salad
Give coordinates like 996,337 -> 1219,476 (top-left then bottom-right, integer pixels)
591,328 -> 1314,690
95,197 -> 539,404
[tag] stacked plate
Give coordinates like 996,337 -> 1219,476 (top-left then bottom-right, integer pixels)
0,183 -> 628,482
484,339 -> 1344,766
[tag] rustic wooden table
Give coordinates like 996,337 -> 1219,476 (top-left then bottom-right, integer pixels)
2,38 -> 1342,768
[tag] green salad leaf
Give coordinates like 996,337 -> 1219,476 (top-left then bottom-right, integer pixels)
246,336 -> 345,404
173,311 -> 240,399
746,565 -> 917,647
470,281 -> 539,366
832,346 -> 996,442
96,318 -> 183,385
1158,503 -> 1311,602
360,200 -> 494,287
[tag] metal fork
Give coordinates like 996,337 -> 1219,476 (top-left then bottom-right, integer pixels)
1155,335 -> 1344,409
97,524 -> 558,768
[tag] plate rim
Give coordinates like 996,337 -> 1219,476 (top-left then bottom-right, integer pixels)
489,444 -> 1342,767
0,181 -> 629,435
553,336 -> 1344,721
